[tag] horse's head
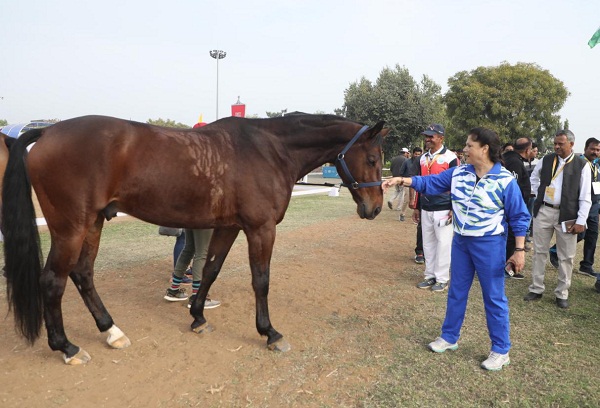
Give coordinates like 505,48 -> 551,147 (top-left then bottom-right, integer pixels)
336,121 -> 388,220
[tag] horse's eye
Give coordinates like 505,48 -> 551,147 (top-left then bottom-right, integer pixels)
368,156 -> 377,166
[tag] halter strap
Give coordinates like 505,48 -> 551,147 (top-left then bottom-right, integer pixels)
336,125 -> 383,190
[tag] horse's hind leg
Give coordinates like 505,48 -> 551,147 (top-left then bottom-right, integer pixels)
245,223 -> 290,352
190,227 -> 240,333
41,234 -> 92,364
69,216 -> 131,351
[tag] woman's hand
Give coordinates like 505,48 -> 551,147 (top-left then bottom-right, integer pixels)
507,251 -> 525,272
382,177 -> 403,193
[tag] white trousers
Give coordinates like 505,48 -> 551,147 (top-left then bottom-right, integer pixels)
421,209 -> 453,284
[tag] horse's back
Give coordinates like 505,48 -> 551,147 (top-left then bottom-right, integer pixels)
26,116 -> 294,230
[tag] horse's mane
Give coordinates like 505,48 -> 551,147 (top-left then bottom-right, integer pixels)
218,114 -> 362,129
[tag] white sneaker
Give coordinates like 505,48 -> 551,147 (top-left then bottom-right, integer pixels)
427,337 -> 458,353
481,351 -> 510,371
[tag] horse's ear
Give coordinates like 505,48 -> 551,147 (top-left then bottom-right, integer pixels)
367,121 -> 388,139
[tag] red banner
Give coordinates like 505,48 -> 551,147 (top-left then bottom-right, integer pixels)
231,96 -> 246,117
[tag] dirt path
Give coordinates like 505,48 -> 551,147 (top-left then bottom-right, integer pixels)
0,208 -> 420,407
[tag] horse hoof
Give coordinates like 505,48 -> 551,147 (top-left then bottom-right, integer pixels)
108,334 -> 131,349
267,338 -> 291,352
191,322 -> 214,334
105,325 -> 131,349
63,348 -> 92,365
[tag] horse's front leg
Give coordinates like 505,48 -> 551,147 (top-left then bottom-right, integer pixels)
245,224 -> 290,352
190,227 -> 240,334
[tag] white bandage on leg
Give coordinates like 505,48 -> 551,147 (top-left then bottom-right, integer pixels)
106,325 -> 125,344
104,324 -> 131,349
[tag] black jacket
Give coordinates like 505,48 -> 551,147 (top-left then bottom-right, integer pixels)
389,155 -> 406,177
502,150 -> 530,204
399,156 -> 420,177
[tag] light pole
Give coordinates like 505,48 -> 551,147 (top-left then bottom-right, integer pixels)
209,49 -> 227,119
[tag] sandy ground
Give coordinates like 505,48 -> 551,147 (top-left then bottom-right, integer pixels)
0,197 -> 423,407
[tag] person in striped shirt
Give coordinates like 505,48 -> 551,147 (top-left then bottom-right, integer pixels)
383,127 -> 530,371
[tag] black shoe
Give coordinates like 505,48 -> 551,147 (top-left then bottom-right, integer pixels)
415,254 -> 425,264
555,298 -> 569,309
577,268 -> 598,278
595,281 -> 600,293
549,251 -> 559,269
523,292 -> 542,301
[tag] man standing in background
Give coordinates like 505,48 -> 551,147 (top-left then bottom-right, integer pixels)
524,129 -> 591,309
548,138 -> 600,281
387,148 -> 410,220
401,147 -> 425,262
502,137 -> 533,279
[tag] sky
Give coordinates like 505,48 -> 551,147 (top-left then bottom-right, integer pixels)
1,0 -> 599,152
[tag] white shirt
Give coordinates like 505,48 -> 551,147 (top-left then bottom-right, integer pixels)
530,153 -> 592,225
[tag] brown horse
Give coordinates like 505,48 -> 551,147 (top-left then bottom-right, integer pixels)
2,114 -> 387,364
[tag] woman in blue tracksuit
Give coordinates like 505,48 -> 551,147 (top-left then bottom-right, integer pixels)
383,127 -> 530,371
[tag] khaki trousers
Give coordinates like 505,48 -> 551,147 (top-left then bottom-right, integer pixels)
529,205 -> 577,299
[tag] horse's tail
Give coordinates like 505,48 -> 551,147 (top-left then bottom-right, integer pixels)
2,128 -> 45,344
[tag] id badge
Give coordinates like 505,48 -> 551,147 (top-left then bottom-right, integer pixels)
544,186 -> 555,202
593,182 -> 600,195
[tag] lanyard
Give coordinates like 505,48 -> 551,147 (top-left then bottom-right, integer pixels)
584,156 -> 598,181
551,153 -> 574,181
425,149 -> 443,174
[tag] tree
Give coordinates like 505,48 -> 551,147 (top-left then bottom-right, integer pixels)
339,65 -> 445,158
444,62 -> 569,149
266,109 -> 287,118
146,118 -> 190,128
0,119 -> 7,126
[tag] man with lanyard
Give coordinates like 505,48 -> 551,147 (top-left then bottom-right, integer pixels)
548,138 -> 600,279
524,129 -> 591,309
414,124 -> 459,292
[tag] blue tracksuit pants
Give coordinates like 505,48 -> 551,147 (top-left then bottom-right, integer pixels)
441,234 -> 511,354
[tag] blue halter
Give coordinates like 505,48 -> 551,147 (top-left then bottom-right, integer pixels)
336,125 -> 383,190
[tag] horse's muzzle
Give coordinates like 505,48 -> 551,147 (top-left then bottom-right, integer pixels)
358,203 -> 382,220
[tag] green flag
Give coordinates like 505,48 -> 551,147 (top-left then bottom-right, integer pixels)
589,26 -> 600,48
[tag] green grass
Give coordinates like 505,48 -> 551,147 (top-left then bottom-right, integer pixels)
362,262 -> 600,408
